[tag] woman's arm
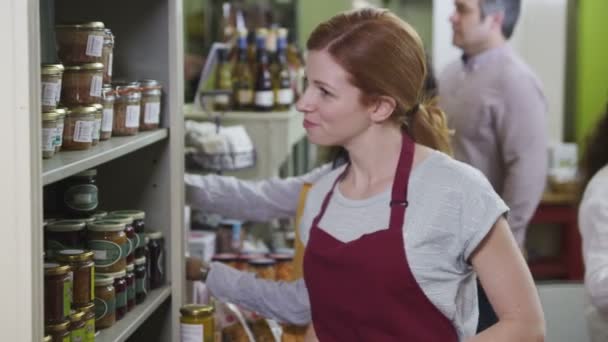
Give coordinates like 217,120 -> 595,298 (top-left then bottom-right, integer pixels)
468,217 -> 545,342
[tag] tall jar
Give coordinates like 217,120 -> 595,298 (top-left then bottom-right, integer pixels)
62,106 -> 96,151
41,64 -> 64,111
45,320 -> 71,342
61,169 -> 98,218
125,263 -> 136,311
91,103 -> 103,146
61,63 -> 104,106
105,214 -> 136,264
112,82 -> 141,136
102,29 -> 114,83
87,220 -> 128,273
55,249 -> 95,307
101,85 -> 115,140
146,230 -> 165,289
139,79 -> 162,130
111,210 -> 145,258
134,257 -> 147,304
45,220 -> 86,257
44,263 -> 72,324
97,269 -> 127,321
179,304 -> 215,342
54,108 -> 67,152
55,22 -> 105,63
94,275 -> 116,330
75,302 -> 95,342
69,311 -> 86,342
42,111 -> 58,159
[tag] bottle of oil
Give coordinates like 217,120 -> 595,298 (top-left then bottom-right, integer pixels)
232,29 -> 253,110
214,47 -> 232,111
274,28 -> 294,111
254,28 -> 274,111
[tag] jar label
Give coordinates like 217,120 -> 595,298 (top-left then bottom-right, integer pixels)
86,35 -> 104,57
73,120 -> 94,143
108,53 -> 113,76
237,90 -> 253,104
63,337 -> 70,342
255,91 -> 274,107
277,88 -> 294,105
101,108 -> 114,132
85,318 -> 95,341
89,240 -> 122,266
128,282 -> 136,301
126,105 -> 140,128
42,127 -> 56,152
93,118 -> 102,140
126,238 -> 134,258
117,289 -> 127,309
136,273 -> 147,295
71,327 -> 85,342
41,81 -> 58,106
56,79 -> 62,103
180,323 -> 204,342
94,296 -> 115,320
64,276 -> 72,317
55,122 -> 64,148
64,184 -> 98,211
90,75 -> 103,97
91,267 -> 95,301
144,102 -> 161,124
214,94 -> 230,105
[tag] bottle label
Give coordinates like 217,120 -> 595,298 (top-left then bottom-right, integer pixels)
237,90 -> 253,105
255,91 -> 274,107
214,94 -> 230,105
64,184 -> 98,211
90,75 -> 103,97
42,127 -> 56,152
89,240 -> 122,266
278,88 -> 294,105
73,120 -> 94,143
144,102 -> 161,124
102,108 -> 114,132
41,82 -> 58,106
94,296 -> 116,320
86,35 -> 104,57
180,323 -> 204,342
126,105 -> 140,128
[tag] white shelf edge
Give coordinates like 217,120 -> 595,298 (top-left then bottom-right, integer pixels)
42,129 -> 168,185
95,285 -> 172,342
183,103 -> 300,121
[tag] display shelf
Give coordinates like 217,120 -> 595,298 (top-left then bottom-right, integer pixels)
43,129 -> 168,185
96,286 -> 172,342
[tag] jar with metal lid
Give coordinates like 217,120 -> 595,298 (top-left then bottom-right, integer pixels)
111,210 -> 146,257
56,249 -> 95,307
146,230 -> 165,289
45,220 -> 86,256
112,82 -> 141,136
105,214 -> 136,264
94,275 -> 116,330
45,320 -> 71,342
236,253 -> 266,271
61,169 -> 98,217
61,63 -> 104,106
139,79 -> 162,130
134,257 -> 147,304
91,103 -> 103,145
101,84 -> 115,140
62,106 -> 96,150
54,108 -> 67,152
87,220 -> 128,273
97,269 -> 127,320
247,258 -> 276,280
74,302 -> 95,342
56,22 -> 105,63
180,304 -> 215,342
125,263 -> 136,311
44,263 -> 72,324
42,111 -> 58,159
102,29 -> 114,83
269,253 -> 294,281
41,64 -> 64,111
69,310 -> 86,342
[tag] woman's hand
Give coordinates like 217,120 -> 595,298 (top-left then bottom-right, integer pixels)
186,256 -> 208,281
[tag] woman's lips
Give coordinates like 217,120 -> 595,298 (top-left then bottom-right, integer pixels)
303,120 -> 318,129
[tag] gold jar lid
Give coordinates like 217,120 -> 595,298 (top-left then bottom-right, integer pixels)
92,211 -> 108,219
248,258 -> 276,266
75,302 -> 95,314
69,310 -> 85,323
105,214 -> 134,225
56,22 -> 105,30
45,320 -> 70,333
55,107 -> 67,116
42,111 -> 59,121
46,220 -> 86,232
44,262 -> 72,276
146,230 -> 163,240
56,249 -> 94,263
64,63 -> 104,72
43,335 -> 53,342
180,304 -> 215,318
67,106 -> 97,116
111,210 -> 146,220
97,269 -> 126,279
95,274 -> 114,286
41,64 -> 64,75
92,103 -> 103,114
134,257 -> 146,266
88,220 -> 126,232
126,263 -> 135,272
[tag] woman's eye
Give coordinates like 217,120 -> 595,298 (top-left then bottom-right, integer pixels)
319,87 -> 331,97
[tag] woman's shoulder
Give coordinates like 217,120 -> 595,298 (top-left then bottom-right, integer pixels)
309,164 -> 348,195
413,151 -> 494,193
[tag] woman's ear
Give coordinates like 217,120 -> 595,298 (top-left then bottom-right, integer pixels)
369,96 -> 397,123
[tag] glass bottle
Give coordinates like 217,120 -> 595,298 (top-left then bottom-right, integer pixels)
254,28 -> 274,111
274,28 -> 294,111
232,29 -> 254,110
214,47 -> 232,111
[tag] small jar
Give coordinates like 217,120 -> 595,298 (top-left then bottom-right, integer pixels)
45,220 -> 86,257
44,263 -> 72,324
61,169 -> 98,217
87,220 -> 128,273
179,304 -> 215,342
54,108 -> 67,152
105,214 -> 136,264
42,111 -> 58,159
146,230 -> 165,289
74,302 -> 95,342
139,79 -> 162,130
102,29 -> 114,83
247,258 -> 276,280
94,275 -> 116,330
112,82 -> 141,136
62,106 -> 96,150
56,249 -> 95,307
91,103 -> 103,146
211,253 -> 239,268
69,310 -> 86,342
100,84 -> 115,140
41,64 -> 64,111
125,263 -> 136,311
111,210 -> 146,257
236,253 -> 266,271
269,253 -> 294,281
61,63 -> 104,106
134,257 -> 147,304
45,320 -> 71,342
97,269 -> 127,321
55,22 -> 105,63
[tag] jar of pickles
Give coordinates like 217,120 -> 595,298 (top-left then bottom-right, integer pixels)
139,79 -> 162,131
41,64 -> 64,111
55,22 -> 105,63
45,220 -> 86,256
105,214 -> 136,264
44,263 -> 72,324
102,29 -> 114,83
55,249 -> 95,307
75,302 -> 95,342
61,63 -> 104,106
62,106 -> 96,151
94,275 -> 116,330
126,263 -> 136,311
42,111 -> 58,159
87,220 -> 128,273
91,103 -> 103,146
112,82 -> 141,136
100,84 -> 115,140
97,269 -> 127,321
45,320 -> 71,342
54,108 -> 66,152
69,311 -> 86,342
180,304 -> 215,342
134,257 -> 147,304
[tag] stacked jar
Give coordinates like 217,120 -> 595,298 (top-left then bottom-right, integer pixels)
40,64 -> 64,160
139,79 -> 162,131
112,81 -> 142,136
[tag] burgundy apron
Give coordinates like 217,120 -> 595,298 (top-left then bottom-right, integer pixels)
303,134 -> 458,341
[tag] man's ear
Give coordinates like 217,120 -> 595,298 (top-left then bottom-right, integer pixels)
369,96 -> 397,123
490,11 -> 505,32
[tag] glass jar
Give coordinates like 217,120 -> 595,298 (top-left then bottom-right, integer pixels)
44,263 -> 72,324
54,108 -> 66,152
212,253 -> 239,268
42,111 -> 58,159
41,64 -> 64,111
269,253 -> 294,281
101,84 -> 115,140
236,253 -> 266,271
55,22 -> 105,63
139,79 -> 162,130
91,103 -> 103,146
134,257 -> 147,304
45,220 -> 86,257
146,230 -> 165,289
110,210 -> 146,257
75,302 -> 95,342
125,263 -> 136,311
69,310 -> 86,342
87,220 -> 128,273
105,214 -> 136,264
94,275 -> 116,330
102,29 -> 114,83
62,106 -> 96,150
112,82 -> 141,136
45,320 -> 71,342
179,304 -> 215,342
61,169 -> 98,217
56,249 -> 95,307
61,63 -> 104,106
247,258 -> 276,280
97,269 -> 127,321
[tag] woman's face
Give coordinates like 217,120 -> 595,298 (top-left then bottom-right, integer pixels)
296,50 -> 374,147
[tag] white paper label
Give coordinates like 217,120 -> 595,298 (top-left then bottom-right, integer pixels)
102,108 -> 114,132
126,105 -> 140,128
180,323 -> 203,342
108,53 -> 113,76
238,90 -> 253,104
41,82 -> 58,106
90,75 -> 103,97
93,118 -> 101,140
144,102 -> 160,124
42,128 -> 56,151
86,35 -> 104,57
56,79 -> 62,103
73,120 -> 93,143
55,122 -> 64,147
215,94 -> 230,105
93,250 -> 107,260
255,90 -> 274,107
278,88 -> 294,105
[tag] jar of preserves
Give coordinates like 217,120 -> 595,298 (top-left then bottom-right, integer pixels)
134,257 -> 147,304
61,63 -> 104,106
74,302 -> 95,342
87,220 -> 128,273
146,230 -> 165,289
180,304 -> 215,342
44,263 -> 72,324
41,64 -> 64,111
110,210 -> 145,257
69,310 -> 86,342
247,258 -> 276,280
269,253 -> 294,281
236,253 -> 266,271
125,263 -> 136,311
61,169 -> 98,217
56,22 -> 105,63
211,253 -> 239,268
45,220 -> 86,257
56,249 -> 95,307
62,106 -> 96,151
105,214 -> 136,264
100,84 -> 115,140
45,320 -> 71,342
91,103 -> 103,146
42,111 -> 58,159
97,269 -> 127,321
94,275 -> 116,330
54,108 -> 67,152
102,29 -> 114,83
112,82 -> 141,136
139,79 -> 162,130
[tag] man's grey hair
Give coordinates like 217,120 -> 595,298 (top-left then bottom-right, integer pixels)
480,0 -> 521,39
